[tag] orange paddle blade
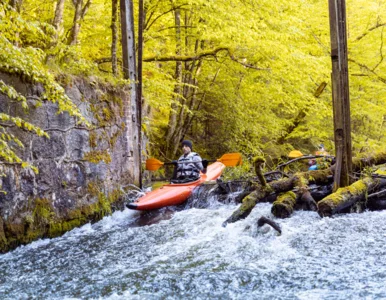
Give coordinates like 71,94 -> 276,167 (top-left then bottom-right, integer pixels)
145,158 -> 164,171
217,153 -> 242,167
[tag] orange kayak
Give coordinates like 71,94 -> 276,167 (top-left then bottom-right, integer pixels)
128,162 -> 225,210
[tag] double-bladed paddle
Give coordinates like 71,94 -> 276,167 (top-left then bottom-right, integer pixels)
145,152 -> 242,171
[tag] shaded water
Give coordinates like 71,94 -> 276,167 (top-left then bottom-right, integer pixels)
1,192 -> 386,299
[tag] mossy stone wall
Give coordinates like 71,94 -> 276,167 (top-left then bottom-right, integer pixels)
0,72 -> 140,253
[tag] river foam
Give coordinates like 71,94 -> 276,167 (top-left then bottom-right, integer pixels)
1,202 -> 385,299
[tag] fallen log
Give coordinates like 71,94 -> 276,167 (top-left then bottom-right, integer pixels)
271,191 -> 297,218
366,188 -> 386,211
352,153 -> 386,171
222,151 -> 386,225
317,177 -> 386,217
367,198 -> 386,211
222,163 -> 334,226
257,216 -> 282,234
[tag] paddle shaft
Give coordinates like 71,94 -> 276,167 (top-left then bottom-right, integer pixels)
146,153 -> 241,171
163,159 -> 213,165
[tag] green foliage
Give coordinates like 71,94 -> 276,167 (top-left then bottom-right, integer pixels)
1,0 -> 386,169
0,3 -> 86,169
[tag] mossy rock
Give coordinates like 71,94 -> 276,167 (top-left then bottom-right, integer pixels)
0,184 -> 125,253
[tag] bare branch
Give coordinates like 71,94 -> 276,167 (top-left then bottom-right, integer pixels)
349,58 -> 386,84
143,47 -> 230,62
276,155 -> 335,170
94,57 -> 122,65
145,3 -> 189,31
81,0 -> 92,19
229,54 -> 271,71
143,47 -> 270,71
354,22 -> 386,41
372,27 -> 384,71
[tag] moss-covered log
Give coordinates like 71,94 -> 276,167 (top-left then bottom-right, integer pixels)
271,191 -> 297,218
222,167 -> 334,225
222,185 -> 273,227
221,151 -> 386,226
352,152 -> 386,171
317,177 -> 386,217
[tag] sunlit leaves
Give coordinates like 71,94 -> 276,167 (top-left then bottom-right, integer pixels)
0,3 -> 85,169
1,0 -> 386,164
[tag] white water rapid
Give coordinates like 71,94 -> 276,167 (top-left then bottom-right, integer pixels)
1,196 -> 386,299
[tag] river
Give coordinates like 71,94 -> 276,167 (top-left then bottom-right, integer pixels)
0,191 -> 385,299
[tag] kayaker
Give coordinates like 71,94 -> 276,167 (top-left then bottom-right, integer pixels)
172,140 -> 205,183
308,159 -> 318,170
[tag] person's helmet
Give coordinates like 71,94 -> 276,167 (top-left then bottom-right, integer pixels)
316,144 -> 327,155
288,150 -> 303,158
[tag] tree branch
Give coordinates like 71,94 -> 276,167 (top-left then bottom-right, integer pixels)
276,155 -> 335,170
144,3 -> 189,31
349,58 -> 386,84
143,47 -> 270,71
143,47 -> 230,62
354,22 -> 386,41
81,0 -> 92,19
95,57 -> 122,64
372,27 -> 384,71
228,54 -> 270,71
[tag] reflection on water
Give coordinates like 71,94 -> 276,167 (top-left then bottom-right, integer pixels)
1,195 -> 386,299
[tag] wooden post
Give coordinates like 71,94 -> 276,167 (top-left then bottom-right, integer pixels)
137,0 -> 144,189
328,0 -> 352,189
120,0 -> 139,183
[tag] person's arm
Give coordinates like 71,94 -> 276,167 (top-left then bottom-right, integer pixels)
192,155 -> 204,171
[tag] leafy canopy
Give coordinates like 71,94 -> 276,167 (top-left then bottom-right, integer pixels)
1,0 -> 386,171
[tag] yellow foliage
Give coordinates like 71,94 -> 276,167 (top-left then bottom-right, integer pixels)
1,0 -> 386,164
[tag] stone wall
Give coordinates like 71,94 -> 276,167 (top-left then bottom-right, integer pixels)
0,73 -> 140,252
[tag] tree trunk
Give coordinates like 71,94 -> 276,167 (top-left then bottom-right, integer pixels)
9,0 -> 22,12
53,0 -> 66,33
169,58 -> 202,157
271,192 -> 297,218
168,39 -> 203,158
182,68 -> 221,139
111,0 -> 119,76
67,0 -> 92,45
223,164 -> 333,225
164,8 -> 182,159
328,0 -> 352,189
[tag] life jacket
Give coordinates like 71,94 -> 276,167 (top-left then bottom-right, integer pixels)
176,152 -> 202,179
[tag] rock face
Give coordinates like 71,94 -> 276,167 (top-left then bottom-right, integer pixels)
0,73 -> 140,252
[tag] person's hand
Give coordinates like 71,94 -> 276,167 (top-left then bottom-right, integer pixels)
202,159 -> 209,168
